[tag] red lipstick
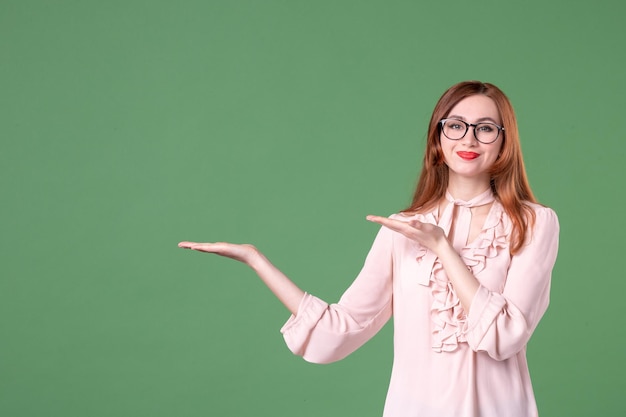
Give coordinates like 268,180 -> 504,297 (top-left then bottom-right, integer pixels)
457,151 -> 480,160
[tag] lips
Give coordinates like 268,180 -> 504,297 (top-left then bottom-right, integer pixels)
457,151 -> 480,160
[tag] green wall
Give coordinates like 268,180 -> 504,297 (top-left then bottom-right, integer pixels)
2,0 -> 624,415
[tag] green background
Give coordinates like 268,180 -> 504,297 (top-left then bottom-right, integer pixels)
1,0 -> 624,416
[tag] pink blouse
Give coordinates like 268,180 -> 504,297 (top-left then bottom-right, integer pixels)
280,194 -> 559,417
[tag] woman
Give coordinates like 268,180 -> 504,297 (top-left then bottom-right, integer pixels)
179,81 -> 559,417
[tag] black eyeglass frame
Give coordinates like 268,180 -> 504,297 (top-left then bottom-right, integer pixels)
439,118 -> 505,144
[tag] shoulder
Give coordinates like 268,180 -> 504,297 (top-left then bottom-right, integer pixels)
513,203 -> 560,249
491,200 -> 559,236
519,203 -> 560,254
524,202 -> 559,230
495,200 -> 558,223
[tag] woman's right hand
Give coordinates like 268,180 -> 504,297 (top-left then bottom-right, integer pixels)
178,241 -> 260,265
178,240 -> 304,314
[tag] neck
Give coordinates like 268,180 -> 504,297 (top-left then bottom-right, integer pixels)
446,173 -> 491,201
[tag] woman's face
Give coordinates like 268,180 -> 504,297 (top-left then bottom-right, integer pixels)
440,94 -> 503,183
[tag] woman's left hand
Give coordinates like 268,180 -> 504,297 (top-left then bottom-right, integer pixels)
366,215 -> 449,255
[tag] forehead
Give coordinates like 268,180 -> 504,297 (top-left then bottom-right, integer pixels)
447,95 -> 500,123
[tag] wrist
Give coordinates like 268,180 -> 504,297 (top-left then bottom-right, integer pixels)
246,246 -> 267,270
434,238 -> 456,259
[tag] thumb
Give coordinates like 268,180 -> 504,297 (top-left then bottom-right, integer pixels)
408,219 -> 423,229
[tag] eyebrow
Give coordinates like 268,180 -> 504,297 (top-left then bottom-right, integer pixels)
448,115 -> 501,124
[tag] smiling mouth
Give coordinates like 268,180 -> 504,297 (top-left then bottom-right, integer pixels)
457,151 -> 480,160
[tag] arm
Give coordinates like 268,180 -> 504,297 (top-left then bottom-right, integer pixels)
177,242 -> 305,315
464,207 -> 559,360
367,206 -> 560,361
281,224 -> 394,363
366,213 -> 480,311
179,224 -> 394,364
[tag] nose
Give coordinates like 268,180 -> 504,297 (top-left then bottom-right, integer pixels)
460,125 -> 479,146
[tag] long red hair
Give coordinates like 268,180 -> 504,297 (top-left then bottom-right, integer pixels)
405,81 -> 536,254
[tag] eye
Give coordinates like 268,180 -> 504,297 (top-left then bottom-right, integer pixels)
477,124 -> 495,133
448,121 -> 464,130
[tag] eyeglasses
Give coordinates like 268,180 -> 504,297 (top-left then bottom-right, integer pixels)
439,118 -> 504,144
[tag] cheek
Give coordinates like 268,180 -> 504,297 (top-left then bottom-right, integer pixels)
488,141 -> 503,160
439,137 -> 452,155
436,137 -> 449,164
487,147 -> 502,167
496,138 -> 504,154
496,143 -> 503,158
440,143 -> 453,164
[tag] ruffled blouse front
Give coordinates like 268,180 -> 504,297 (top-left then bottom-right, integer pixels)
280,195 -> 559,417
423,194 -> 510,353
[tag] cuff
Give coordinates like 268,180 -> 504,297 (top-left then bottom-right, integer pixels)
280,293 -> 328,356
465,285 -> 505,348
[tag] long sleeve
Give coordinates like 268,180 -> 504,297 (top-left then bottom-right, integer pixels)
280,224 -> 394,364
465,206 -> 560,360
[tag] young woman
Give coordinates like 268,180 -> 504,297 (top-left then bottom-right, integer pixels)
179,81 -> 559,417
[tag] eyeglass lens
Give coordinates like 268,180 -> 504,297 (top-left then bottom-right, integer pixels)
441,119 -> 501,144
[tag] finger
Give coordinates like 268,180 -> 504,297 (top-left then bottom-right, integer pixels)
366,215 -> 403,228
366,215 -> 413,233
178,241 -> 199,249
179,241 -> 224,253
188,243 -> 225,253
366,215 -> 399,226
